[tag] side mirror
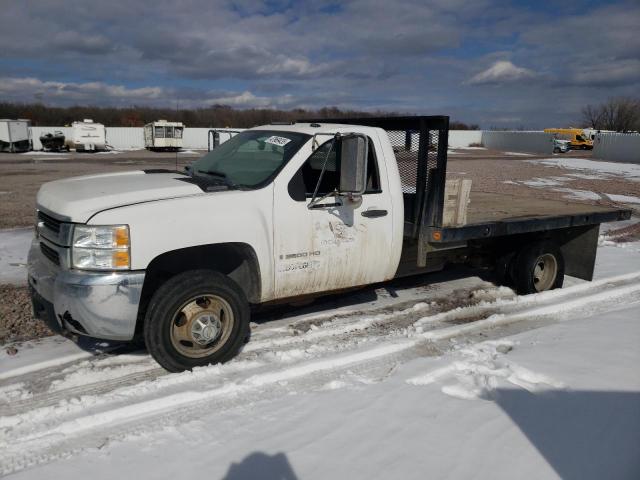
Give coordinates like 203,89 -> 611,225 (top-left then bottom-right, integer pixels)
338,134 -> 368,195
184,165 -> 192,175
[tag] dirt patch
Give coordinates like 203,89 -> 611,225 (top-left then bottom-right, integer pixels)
0,284 -> 53,345
0,150 -> 194,229
446,150 -> 640,215
604,222 -> 640,242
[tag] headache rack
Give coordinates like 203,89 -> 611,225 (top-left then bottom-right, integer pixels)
303,116 -> 450,265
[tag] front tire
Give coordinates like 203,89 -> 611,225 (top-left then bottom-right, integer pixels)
144,270 -> 250,372
512,241 -> 564,295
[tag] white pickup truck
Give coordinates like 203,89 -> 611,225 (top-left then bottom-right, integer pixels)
28,116 -> 630,372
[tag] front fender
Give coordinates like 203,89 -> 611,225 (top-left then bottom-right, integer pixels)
89,187 -> 275,301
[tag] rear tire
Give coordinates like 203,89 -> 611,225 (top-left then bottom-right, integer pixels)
512,241 -> 564,295
144,270 -> 250,372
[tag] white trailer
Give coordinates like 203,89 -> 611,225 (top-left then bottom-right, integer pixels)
65,119 -> 107,152
144,120 -> 184,151
0,119 -> 32,152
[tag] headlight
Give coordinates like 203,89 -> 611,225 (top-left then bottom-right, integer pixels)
72,225 -> 130,270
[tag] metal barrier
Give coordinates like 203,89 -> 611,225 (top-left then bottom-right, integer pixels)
482,131 -> 554,155
593,133 -> 640,164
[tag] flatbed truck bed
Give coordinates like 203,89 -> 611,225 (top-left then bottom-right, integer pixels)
430,191 -> 630,243
311,115 -> 631,283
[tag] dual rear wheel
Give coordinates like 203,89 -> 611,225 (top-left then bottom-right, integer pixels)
497,241 -> 565,295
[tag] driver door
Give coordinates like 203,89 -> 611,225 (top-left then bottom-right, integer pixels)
272,136 -> 394,298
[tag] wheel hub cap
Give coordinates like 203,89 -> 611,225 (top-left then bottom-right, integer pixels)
170,294 -> 235,359
533,253 -> 558,292
191,315 -> 222,345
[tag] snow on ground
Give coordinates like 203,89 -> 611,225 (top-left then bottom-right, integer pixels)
503,151 -> 533,156
20,151 -> 68,156
502,158 -> 640,206
93,150 -> 123,155
552,187 -> 602,201
0,228 -> 30,284
529,157 -> 640,180
1,237 -> 639,479
605,193 -> 640,204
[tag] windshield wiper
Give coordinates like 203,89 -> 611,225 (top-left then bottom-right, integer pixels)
195,169 -> 237,188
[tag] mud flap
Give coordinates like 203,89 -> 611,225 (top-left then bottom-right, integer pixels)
560,224 -> 600,281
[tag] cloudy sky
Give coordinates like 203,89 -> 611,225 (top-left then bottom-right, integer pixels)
1,0 -> 638,127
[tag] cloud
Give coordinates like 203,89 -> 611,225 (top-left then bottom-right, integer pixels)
566,59 -> 640,88
0,1 -> 638,128
0,77 -> 164,105
51,31 -> 115,55
205,90 -> 295,108
466,61 -> 537,85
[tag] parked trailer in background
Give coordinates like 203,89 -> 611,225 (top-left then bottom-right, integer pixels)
0,119 -> 32,152
65,119 -> 107,152
144,120 -> 184,151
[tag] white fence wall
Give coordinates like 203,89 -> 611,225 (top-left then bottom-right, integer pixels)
29,127 -> 242,151
182,128 -> 212,150
448,130 -> 482,148
481,131 -> 554,155
106,127 -> 144,150
593,133 -> 640,164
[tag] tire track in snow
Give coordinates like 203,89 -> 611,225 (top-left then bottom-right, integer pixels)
1,286 -> 508,412
2,272 -> 640,476
3,272 -> 639,416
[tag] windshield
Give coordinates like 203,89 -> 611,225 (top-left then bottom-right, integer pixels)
191,130 -> 310,187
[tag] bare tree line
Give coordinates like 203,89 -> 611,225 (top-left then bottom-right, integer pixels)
0,103 -> 478,130
582,97 -> 640,132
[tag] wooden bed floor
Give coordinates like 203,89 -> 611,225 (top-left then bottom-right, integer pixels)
456,191 -> 617,226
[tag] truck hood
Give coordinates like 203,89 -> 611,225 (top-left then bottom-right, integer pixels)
37,171 -> 205,222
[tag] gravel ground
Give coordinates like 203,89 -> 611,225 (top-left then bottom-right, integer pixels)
1,147 -> 638,346
0,284 -> 53,347
0,149 -> 199,229
446,149 -> 640,216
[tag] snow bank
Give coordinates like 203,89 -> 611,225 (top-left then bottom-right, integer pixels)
530,158 -> 640,179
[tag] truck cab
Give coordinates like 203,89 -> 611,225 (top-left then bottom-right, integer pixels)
29,117 -> 629,372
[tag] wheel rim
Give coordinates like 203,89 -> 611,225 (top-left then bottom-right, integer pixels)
170,294 -> 234,358
532,253 -> 558,292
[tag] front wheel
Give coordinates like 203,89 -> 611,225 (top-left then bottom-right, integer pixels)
512,241 -> 564,295
144,270 -> 250,372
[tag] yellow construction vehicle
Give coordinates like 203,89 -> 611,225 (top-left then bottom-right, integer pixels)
544,128 -> 593,150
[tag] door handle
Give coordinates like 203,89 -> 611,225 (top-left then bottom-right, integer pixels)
361,209 -> 388,218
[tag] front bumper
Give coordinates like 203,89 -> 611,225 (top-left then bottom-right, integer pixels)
27,238 -> 145,341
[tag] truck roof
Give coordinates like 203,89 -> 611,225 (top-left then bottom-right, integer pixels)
250,122 -> 379,136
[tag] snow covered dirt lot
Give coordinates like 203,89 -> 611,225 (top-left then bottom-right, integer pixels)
1,155 -> 640,478
1,233 -> 639,479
